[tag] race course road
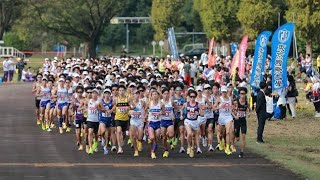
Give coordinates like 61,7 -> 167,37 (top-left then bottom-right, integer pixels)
0,84 -> 302,180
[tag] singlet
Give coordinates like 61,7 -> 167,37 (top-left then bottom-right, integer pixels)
57,86 -> 67,104
203,94 -> 214,119
40,86 -> 51,101
114,96 -> 129,121
159,62 -> 166,72
74,98 -> 84,120
237,99 -> 248,119
161,99 -> 174,121
100,98 -> 113,120
131,100 -> 143,121
35,82 -> 41,100
148,101 -> 161,122
173,95 -> 185,118
66,87 -> 73,103
196,96 -> 206,117
218,96 -> 232,118
87,99 -> 99,122
43,63 -> 50,72
186,102 -> 199,121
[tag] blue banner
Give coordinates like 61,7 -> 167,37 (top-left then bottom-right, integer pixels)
250,31 -> 272,88
230,42 -> 238,56
167,27 -> 179,60
271,23 -> 295,91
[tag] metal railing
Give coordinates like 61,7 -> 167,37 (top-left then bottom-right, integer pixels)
0,47 -> 25,59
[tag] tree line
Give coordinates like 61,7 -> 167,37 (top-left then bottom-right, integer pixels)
1,0 -> 319,57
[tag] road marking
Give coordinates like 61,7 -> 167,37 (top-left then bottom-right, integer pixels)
0,162 -> 275,167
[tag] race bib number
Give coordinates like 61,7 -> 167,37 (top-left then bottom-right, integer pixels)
237,111 -> 246,118
101,112 -> 111,117
118,107 -> 127,113
152,113 -> 160,119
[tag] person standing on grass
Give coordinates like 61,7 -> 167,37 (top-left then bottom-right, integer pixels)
2,57 -> 9,83
256,81 -> 267,144
16,58 -> 26,82
7,57 -> 15,83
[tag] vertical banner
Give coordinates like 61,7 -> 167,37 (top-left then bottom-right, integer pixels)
167,27 -> 179,60
230,42 -> 238,57
207,37 -> 215,68
250,31 -> 272,88
230,51 -> 240,84
271,23 -> 295,91
238,35 -> 249,79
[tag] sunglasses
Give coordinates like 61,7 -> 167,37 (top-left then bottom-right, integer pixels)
189,96 -> 196,98
86,91 -> 92,94
204,88 -> 211,90
77,91 -> 83,93
139,89 -> 144,92
112,89 -> 117,91
240,93 -> 246,95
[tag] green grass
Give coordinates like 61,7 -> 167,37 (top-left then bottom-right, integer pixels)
245,83 -> 320,180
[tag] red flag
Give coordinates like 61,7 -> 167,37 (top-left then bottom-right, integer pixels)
238,35 -> 248,78
207,37 -> 215,68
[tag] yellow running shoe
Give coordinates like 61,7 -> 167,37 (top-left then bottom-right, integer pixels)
36,119 -> 41,125
78,144 -> 83,151
50,123 -> 56,129
88,148 -> 94,155
41,123 -> 46,131
59,127 -> 63,134
80,132 -> 83,137
62,122 -> 67,130
127,138 -> 132,145
151,152 -> 156,159
66,127 -> 71,133
187,147 -> 191,155
218,143 -> 224,151
163,151 -> 169,158
137,141 -> 143,152
134,150 -> 139,157
189,148 -> 195,158
230,145 -> 237,153
148,139 -> 152,144
46,124 -> 49,130
170,144 -> 175,150
225,145 -> 232,155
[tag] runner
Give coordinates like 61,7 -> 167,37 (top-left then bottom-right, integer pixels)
55,77 -> 69,134
233,87 -> 249,158
195,85 -> 206,153
173,85 -> 186,153
32,73 -> 42,125
203,84 -> 215,152
36,77 -> 51,131
72,86 -> 86,151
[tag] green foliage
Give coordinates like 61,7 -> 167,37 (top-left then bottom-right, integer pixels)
237,0 -> 279,40
3,31 -> 25,50
194,0 -> 240,42
285,0 -> 320,54
151,0 -> 184,41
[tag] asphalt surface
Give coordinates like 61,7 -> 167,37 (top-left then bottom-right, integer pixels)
0,83 -> 302,180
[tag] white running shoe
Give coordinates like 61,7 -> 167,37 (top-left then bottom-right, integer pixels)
202,137 -> 208,147
208,145 -> 214,152
197,147 -> 202,154
179,147 -> 185,153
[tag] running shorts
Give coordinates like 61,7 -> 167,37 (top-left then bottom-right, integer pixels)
184,119 -> 200,131
148,121 -> 161,130
234,118 -> 247,137
58,102 -> 68,110
40,100 -> 50,108
161,119 -> 174,128
87,121 -> 99,134
114,120 -> 128,131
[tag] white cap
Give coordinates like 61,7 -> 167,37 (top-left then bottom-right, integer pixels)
116,75 -> 121,79
92,88 -> 99,93
54,57 -> 58,60
122,68 -> 127,72
156,74 -> 162,78
107,65 -> 112,69
45,58 -> 49,61
119,79 -> 126,84
82,71 -> 88,75
129,82 -> 136,87
141,79 -> 149,84
196,86 -> 203,91
169,75 -> 173,79
221,86 -> 228,92
58,78 -> 65,82
204,84 -> 211,89
103,88 -> 111,94
73,73 -> 80,77
187,87 -> 194,92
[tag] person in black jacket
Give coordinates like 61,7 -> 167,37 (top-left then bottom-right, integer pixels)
256,81 -> 267,143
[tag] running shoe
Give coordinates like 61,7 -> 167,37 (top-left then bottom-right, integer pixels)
167,138 -> 172,144
36,119 -> 41,125
80,132 -> 83,137
88,148 -> 94,155
230,145 -> 237,153
50,123 -> 56,129
117,147 -> 123,154
78,144 -> 83,151
134,150 -> 139,157
127,138 -> 132,145
143,135 -> 147,142
148,139 -> 152,144
93,141 -> 98,152
108,140 -> 112,147
179,147 -> 185,153
208,145 -> 214,152
172,138 -> 178,146
163,151 -> 169,158
103,146 -> 109,155
170,144 -> 175,150
41,123 -> 46,131
85,145 -> 90,153
218,143 -> 224,151
66,127 -> 71,133
151,152 -> 156,159
111,146 -> 117,152
239,152 -> 244,158
187,147 -> 191,155
202,137 -> 208,147
137,141 -> 143,152
189,148 -> 194,158
224,145 -> 232,156
59,127 -> 63,134
101,138 -> 106,147
215,144 -> 220,150
197,147 -> 202,154
47,128 -> 52,132
62,122 -> 67,130
46,124 -> 49,130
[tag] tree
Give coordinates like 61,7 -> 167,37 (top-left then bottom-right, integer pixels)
28,0 -> 128,58
237,0 -> 279,40
0,0 -> 23,40
194,0 -> 240,43
285,0 -> 320,55
151,0 -> 183,41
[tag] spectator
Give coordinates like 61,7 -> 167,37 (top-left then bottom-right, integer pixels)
16,58 -> 27,82
2,57 -> 9,83
286,75 -> 298,118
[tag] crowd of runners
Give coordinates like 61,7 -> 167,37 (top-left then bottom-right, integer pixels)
28,52 -> 319,159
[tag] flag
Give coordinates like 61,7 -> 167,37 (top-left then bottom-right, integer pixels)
208,37 -> 215,68
230,42 -> 238,56
250,31 -> 272,88
238,35 -> 249,79
231,51 -> 240,84
167,27 -> 179,60
271,23 -> 295,91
